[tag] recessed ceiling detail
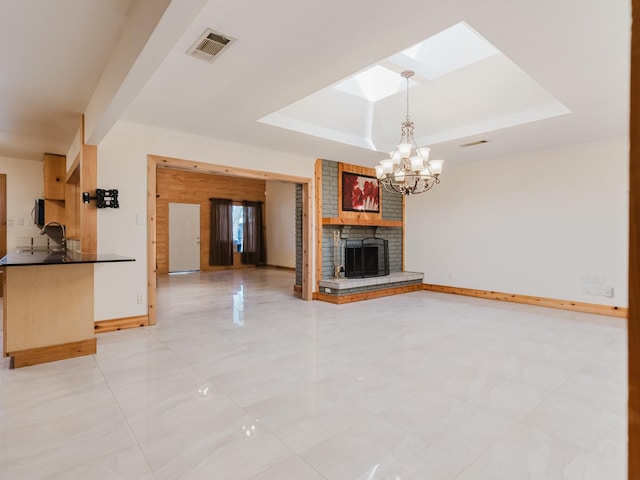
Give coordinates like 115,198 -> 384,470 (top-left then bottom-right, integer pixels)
259,21 -> 571,155
187,28 -> 234,62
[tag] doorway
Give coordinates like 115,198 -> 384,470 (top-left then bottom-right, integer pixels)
147,155 -> 313,325
168,202 -> 200,272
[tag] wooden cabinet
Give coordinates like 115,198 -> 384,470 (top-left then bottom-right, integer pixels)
43,153 -> 66,225
43,154 -> 65,200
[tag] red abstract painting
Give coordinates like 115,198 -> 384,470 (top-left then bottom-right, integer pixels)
342,172 -> 380,212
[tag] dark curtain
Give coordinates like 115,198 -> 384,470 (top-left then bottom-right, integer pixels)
241,201 -> 266,266
209,198 -> 233,266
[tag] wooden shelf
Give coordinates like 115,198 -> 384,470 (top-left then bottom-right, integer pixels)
322,217 -> 402,227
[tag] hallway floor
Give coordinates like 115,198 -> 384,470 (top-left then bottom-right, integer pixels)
0,269 -> 628,479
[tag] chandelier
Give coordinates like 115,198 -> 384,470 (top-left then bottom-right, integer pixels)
375,70 -> 444,195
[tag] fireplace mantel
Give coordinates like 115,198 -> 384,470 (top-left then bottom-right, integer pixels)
322,217 -> 402,227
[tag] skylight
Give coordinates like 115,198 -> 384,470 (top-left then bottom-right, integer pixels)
332,65 -> 415,102
391,22 -> 499,79
258,21 -> 569,155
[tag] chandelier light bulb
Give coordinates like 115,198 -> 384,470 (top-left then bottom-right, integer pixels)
410,156 -> 424,172
397,143 -> 412,158
380,158 -> 394,174
428,159 -> 444,176
417,147 -> 431,160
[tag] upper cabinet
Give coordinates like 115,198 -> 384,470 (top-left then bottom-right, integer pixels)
43,154 -> 66,200
43,153 -> 66,225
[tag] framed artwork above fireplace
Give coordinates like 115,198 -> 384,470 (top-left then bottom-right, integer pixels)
337,163 -> 383,222
341,171 -> 380,213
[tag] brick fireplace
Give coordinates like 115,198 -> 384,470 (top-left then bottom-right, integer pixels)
313,159 -> 424,303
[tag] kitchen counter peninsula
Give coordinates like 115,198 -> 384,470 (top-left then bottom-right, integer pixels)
1,251 -> 134,368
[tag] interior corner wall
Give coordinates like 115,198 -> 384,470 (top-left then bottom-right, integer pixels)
94,122 -> 315,321
405,137 -> 629,307
265,181 -> 296,269
0,156 -> 44,250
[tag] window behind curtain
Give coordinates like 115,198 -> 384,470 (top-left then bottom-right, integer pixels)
209,198 -> 233,266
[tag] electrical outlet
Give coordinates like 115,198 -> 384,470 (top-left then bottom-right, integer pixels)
136,293 -> 143,304
603,286 -> 614,297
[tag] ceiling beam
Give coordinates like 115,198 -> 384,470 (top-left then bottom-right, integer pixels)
83,0 -> 208,145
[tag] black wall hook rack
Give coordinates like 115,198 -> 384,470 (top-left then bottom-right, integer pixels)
82,189 -> 119,208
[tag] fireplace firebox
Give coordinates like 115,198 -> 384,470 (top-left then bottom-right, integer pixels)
344,237 -> 389,278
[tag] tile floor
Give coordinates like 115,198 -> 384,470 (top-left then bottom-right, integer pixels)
0,269 -> 628,479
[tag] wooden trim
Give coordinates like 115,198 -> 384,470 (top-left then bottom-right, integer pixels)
147,155 -> 314,324
154,155 -> 310,184
630,0 -> 639,474
314,159 -> 323,293
322,217 -> 403,227
337,162 -> 382,223
80,143 -> 97,253
422,284 -> 627,318
8,339 -> 96,368
314,283 -> 423,304
265,264 -> 296,271
94,315 -> 149,334
148,156 -> 158,325
302,182 -> 312,301
402,195 -> 405,272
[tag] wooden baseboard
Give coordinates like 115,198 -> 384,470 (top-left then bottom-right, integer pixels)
94,315 -> 149,334
314,284 -> 423,304
422,284 -> 628,318
8,338 -> 97,368
267,264 -> 296,271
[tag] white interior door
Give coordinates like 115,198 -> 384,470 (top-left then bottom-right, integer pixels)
169,202 -> 200,272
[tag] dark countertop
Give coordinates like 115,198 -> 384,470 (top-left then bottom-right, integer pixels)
0,251 -> 135,266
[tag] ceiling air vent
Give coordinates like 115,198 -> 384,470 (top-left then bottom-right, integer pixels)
460,140 -> 489,147
187,28 -> 234,62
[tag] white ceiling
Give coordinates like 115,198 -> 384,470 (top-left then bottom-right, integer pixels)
0,0 -> 631,168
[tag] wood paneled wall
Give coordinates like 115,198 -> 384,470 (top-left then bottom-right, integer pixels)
156,168 -> 266,274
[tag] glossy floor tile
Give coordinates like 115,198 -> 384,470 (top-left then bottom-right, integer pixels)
0,268 -> 628,479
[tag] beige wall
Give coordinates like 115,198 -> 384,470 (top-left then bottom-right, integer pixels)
0,155 -> 45,250
94,122 -> 314,321
406,137 -> 629,307
265,181 -> 296,269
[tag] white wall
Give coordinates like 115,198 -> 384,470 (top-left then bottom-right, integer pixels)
265,181 -> 296,268
95,122 -> 315,321
0,155 -> 44,250
405,137 -> 629,307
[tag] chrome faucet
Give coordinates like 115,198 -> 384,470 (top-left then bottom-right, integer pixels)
40,221 -> 66,251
